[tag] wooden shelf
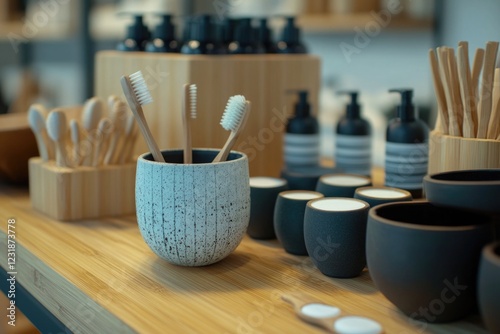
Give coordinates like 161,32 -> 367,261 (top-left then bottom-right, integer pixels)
0,21 -> 75,42
298,13 -> 434,33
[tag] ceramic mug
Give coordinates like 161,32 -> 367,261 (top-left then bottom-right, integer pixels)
316,174 -> 371,198
136,149 -> 250,266
354,186 -> 412,207
304,198 -> 370,278
274,190 -> 324,255
478,241 -> 500,333
248,176 -> 288,239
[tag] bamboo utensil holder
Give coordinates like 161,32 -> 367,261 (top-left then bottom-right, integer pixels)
29,158 -> 136,221
94,51 -> 320,177
428,131 -> 500,174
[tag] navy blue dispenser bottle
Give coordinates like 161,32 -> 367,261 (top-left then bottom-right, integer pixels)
284,91 -> 320,169
335,91 -> 372,176
228,18 -> 265,54
257,18 -> 276,53
181,15 -> 212,54
145,14 -> 179,53
276,17 -> 307,54
117,15 -> 150,51
384,89 -> 429,198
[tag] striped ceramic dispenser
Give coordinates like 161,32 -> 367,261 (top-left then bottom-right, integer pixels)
283,90 -> 320,169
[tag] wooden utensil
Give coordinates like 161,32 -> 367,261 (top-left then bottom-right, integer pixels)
69,119 -> 82,167
487,68 -> 500,139
477,41 -> 499,138
118,114 -> 137,164
428,49 -> 449,134
447,47 -> 464,134
81,97 -> 104,166
437,47 -> 461,136
104,100 -> 127,165
282,293 -> 384,334
28,104 -> 53,162
46,109 -> 69,167
457,45 -> 476,138
92,118 -> 112,167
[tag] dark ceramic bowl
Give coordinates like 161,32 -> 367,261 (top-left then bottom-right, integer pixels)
478,241 -> 500,333
424,169 -> 500,214
367,201 -> 495,323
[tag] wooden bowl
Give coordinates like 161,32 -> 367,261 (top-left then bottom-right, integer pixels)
0,113 -> 38,184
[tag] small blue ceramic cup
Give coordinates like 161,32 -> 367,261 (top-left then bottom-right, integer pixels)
354,186 -> 412,207
304,197 -> 370,278
316,174 -> 371,198
248,177 -> 288,239
274,190 -> 324,255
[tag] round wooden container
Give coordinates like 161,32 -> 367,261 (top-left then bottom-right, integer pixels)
428,131 -> 500,175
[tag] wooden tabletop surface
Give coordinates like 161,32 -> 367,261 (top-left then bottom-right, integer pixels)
0,182 -> 488,334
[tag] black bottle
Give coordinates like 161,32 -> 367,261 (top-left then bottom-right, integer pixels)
335,91 -> 372,176
256,18 -> 276,53
181,15 -> 212,55
284,91 -> 320,169
145,15 -> 179,53
228,18 -> 265,54
117,15 -> 150,52
384,89 -> 429,198
276,17 -> 307,54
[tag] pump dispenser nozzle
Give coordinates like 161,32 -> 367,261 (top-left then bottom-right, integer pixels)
287,90 -> 311,117
117,14 -> 150,51
389,89 -> 415,122
338,91 -> 361,119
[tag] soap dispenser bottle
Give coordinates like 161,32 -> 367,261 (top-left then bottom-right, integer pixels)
181,15 -> 212,54
145,14 -> 179,53
335,91 -> 372,176
117,15 -> 150,52
284,91 -> 320,169
228,18 -> 265,54
385,89 -> 429,198
276,17 -> 307,54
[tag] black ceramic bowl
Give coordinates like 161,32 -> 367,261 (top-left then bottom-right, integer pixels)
424,169 -> 500,214
478,241 -> 500,333
367,201 -> 496,323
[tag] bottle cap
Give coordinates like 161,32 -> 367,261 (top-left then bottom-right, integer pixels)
338,91 -> 361,119
388,89 -> 415,121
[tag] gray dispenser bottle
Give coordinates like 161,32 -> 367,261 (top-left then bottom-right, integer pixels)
384,89 -> 429,198
335,91 -> 372,176
283,91 -> 320,169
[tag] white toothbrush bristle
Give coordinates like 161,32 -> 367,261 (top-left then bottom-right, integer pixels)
221,95 -> 246,131
189,84 -> 197,119
129,71 -> 153,106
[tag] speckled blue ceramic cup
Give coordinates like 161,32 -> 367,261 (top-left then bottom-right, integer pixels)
304,198 -> 370,278
136,149 -> 250,266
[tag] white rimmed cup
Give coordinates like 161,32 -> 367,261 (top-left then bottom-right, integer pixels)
274,190 -> 324,255
135,149 -> 250,266
304,198 -> 370,278
316,174 -> 372,198
248,176 -> 288,239
354,186 -> 412,207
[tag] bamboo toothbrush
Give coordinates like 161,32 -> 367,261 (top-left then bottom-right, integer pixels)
81,97 -> 104,165
69,119 -> 81,166
477,41 -> 499,138
428,49 -> 449,134
28,104 -> 53,162
182,84 -> 197,164
457,45 -> 476,138
213,96 -> 250,163
488,68 -> 500,139
92,118 -> 112,167
46,109 -> 69,167
120,71 -> 165,163
104,100 -> 127,165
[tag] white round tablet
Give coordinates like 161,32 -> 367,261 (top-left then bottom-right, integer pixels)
300,303 -> 341,319
333,316 -> 383,334
249,177 -> 287,188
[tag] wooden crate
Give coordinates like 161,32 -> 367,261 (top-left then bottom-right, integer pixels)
29,158 -> 136,221
94,51 -> 320,177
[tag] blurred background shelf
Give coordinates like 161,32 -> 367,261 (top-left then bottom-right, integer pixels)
298,13 -> 433,33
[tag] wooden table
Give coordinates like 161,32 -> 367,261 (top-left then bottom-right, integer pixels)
0,185 -> 488,334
